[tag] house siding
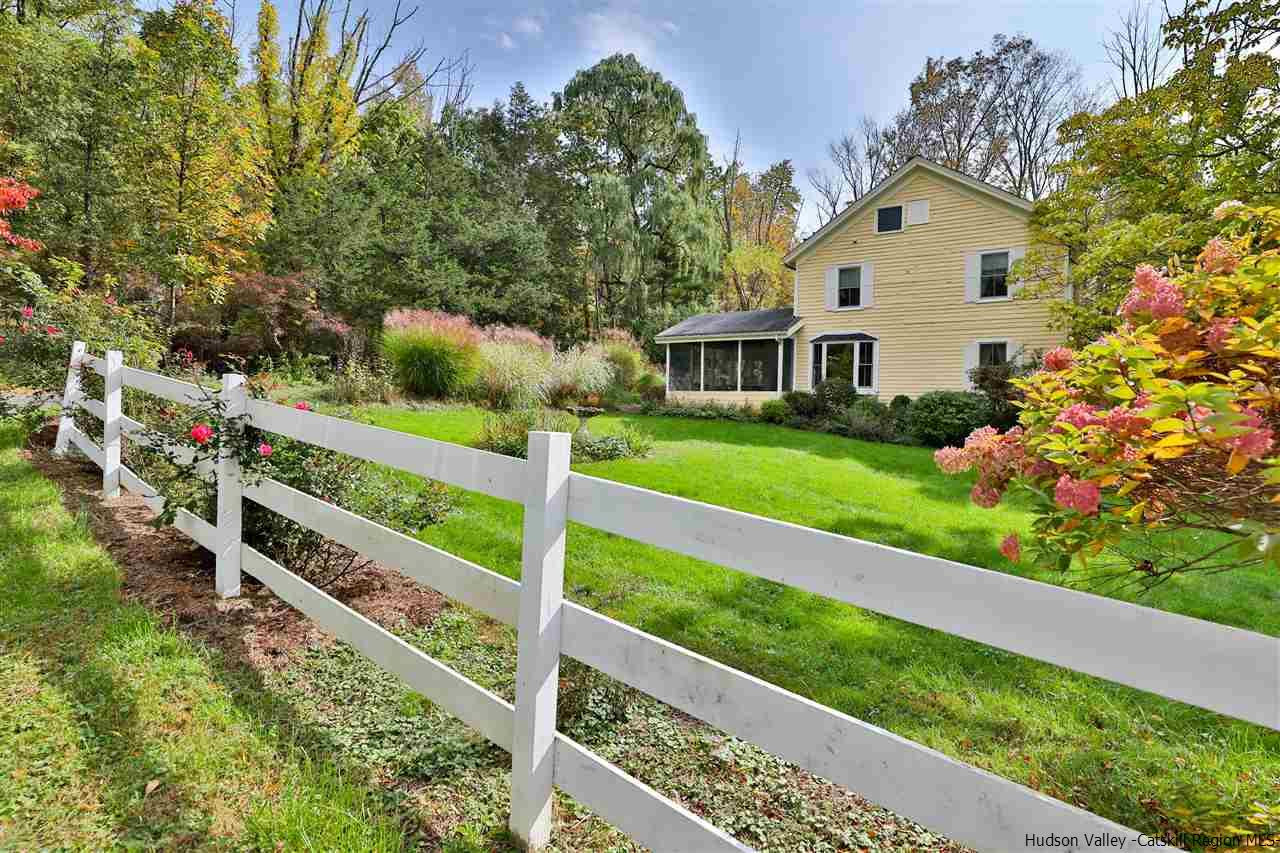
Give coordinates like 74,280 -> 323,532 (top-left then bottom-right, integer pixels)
667,390 -> 782,406
792,170 -> 1062,399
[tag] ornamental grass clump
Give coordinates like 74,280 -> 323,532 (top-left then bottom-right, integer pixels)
544,344 -> 615,407
935,204 -> 1280,585
380,309 -> 483,399
473,340 -> 551,410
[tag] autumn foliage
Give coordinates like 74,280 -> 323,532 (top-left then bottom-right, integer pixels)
936,204 -> 1280,582
0,178 -> 41,254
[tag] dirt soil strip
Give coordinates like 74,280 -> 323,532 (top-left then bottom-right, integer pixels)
25,441 -> 447,674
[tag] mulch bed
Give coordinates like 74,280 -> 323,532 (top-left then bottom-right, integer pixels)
23,432 -> 447,673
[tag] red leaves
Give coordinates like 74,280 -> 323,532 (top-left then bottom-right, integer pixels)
0,178 -> 42,253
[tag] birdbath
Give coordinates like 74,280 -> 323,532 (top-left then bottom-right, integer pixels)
565,405 -> 604,440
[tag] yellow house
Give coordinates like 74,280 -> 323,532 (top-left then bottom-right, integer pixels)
655,157 -> 1062,403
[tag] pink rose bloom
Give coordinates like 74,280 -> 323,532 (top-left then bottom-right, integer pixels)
1204,317 -> 1237,352
20,306 -> 33,319
45,325 -> 60,336
1056,402 -> 1101,429
1043,347 -> 1073,372
1054,474 -> 1101,516
971,482 -> 1002,508
190,424 -> 214,445
934,446 -> 972,474
294,401 -> 312,411
1197,238 -> 1239,275
999,533 -> 1021,563
258,443 -> 273,457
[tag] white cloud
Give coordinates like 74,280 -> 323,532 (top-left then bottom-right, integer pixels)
576,5 -> 678,62
497,31 -> 516,50
513,15 -> 543,37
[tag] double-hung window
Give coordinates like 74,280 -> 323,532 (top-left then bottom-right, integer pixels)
979,341 -> 1008,367
980,251 -> 1010,299
837,266 -> 861,308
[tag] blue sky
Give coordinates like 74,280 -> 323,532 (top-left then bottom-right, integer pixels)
225,0 -> 1138,232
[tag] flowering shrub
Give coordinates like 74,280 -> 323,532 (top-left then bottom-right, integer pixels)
935,205 -> 1280,582
0,179 -> 41,254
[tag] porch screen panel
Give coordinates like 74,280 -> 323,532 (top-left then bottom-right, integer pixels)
669,343 -> 701,391
740,340 -> 779,391
704,341 -> 739,391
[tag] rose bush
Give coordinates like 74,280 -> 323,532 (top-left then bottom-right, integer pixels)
935,205 -> 1279,584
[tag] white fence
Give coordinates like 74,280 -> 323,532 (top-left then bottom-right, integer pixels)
50,343 -> 1280,853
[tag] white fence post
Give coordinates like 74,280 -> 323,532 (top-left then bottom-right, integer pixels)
215,373 -> 246,598
509,430 -> 571,850
52,340 -> 86,457
102,350 -> 123,497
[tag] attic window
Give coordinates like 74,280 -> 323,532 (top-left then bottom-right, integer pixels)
876,205 -> 903,233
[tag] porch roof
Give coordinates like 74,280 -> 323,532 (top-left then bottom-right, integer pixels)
655,308 -> 801,341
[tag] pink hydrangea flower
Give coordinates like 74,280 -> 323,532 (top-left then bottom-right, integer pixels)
1204,317 -> 1237,352
1056,402 -> 1101,429
934,445 -> 971,474
971,483 -> 1002,508
1043,347 -> 1074,372
258,443 -> 273,457
1119,265 -> 1185,321
1228,410 -> 1275,460
1102,406 -> 1150,438
1054,474 -> 1101,516
190,424 -> 214,445
1197,238 -> 1239,275
999,533 -> 1021,562
294,401 -> 312,411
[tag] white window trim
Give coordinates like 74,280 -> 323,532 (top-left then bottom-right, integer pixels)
975,248 -> 1015,303
874,204 -> 905,234
833,262 -> 868,312
818,333 -> 879,394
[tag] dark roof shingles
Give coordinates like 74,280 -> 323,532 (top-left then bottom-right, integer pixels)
655,308 -> 799,339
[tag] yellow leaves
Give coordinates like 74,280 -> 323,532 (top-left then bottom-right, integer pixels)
1154,432 -> 1198,448
1227,450 -> 1251,476
1152,445 -> 1192,460
1150,417 -> 1188,433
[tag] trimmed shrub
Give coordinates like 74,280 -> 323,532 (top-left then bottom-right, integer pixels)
572,424 -> 654,462
760,399 -> 791,424
813,379 -> 858,416
782,390 -> 823,419
889,394 -> 914,439
837,397 -> 896,442
473,341 -> 550,409
908,390 -> 993,447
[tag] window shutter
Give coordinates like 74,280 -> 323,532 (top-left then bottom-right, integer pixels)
963,341 -> 979,387
1008,246 -> 1027,296
964,253 -> 981,302
907,199 -> 930,225
1007,339 -> 1022,367
861,262 -> 874,307
824,266 -> 838,310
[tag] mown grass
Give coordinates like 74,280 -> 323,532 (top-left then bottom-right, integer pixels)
360,404 -> 1280,838
0,424 -> 410,851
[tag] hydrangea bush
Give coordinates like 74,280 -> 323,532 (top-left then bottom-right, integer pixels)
936,204 -> 1279,584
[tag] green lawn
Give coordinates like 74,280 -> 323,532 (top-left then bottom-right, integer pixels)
361,404 -> 1280,838
0,425 -> 411,851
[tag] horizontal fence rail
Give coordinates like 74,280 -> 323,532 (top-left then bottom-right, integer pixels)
49,342 -> 1280,851
566,473 -> 1280,731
